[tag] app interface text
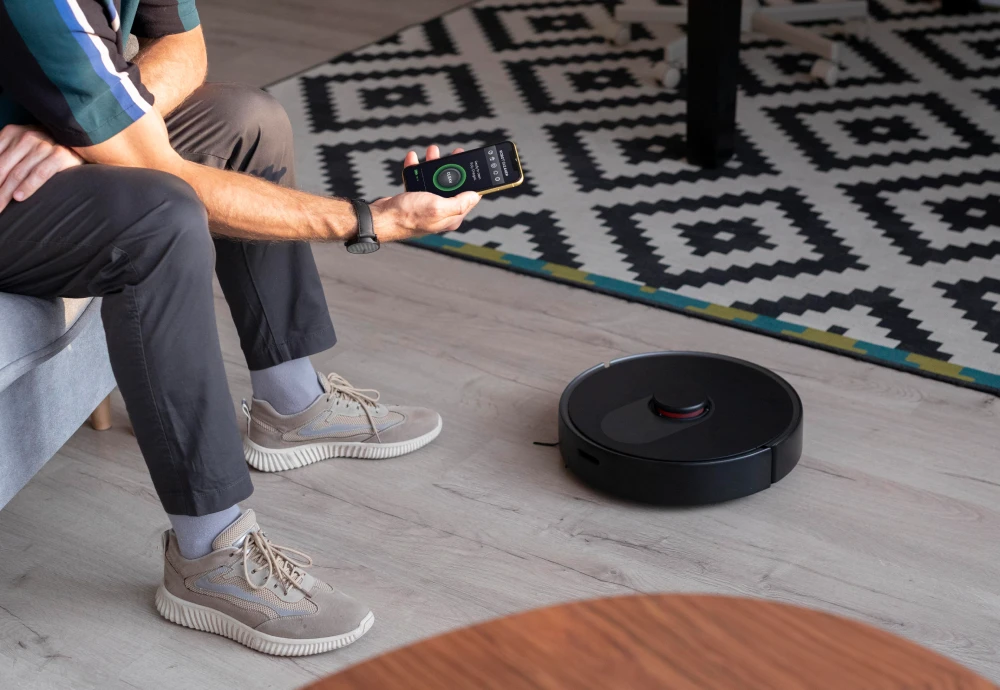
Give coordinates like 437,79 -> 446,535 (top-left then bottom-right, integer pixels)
405,143 -> 518,196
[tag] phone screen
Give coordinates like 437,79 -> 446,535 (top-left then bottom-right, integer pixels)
404,142 -> 521,197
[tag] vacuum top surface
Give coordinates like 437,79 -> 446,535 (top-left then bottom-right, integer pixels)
565,352 -> 799,463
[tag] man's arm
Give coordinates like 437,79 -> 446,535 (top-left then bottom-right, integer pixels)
130,0 -> 204,117
114,18 -> 476,242
133,26 -> 208,117
75,111 -> 478,242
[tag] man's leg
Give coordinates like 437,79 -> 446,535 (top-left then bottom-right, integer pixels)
164,83 -> 443,474
159,92 -> 375,648
0,166 -> 253,516
166,83 -> 335,415
0,164 -> 373,654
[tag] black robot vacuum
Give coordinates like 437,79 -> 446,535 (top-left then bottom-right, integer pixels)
559,352 -> 803,505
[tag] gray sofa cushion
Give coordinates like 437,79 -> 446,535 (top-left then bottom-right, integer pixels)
0,294 -> 96,393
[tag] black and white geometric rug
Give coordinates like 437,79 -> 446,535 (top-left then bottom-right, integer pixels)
268,0 -> 1000,395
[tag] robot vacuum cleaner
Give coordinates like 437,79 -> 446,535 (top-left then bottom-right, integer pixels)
559,352 -> 803,505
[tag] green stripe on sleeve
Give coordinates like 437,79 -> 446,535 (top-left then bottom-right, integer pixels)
4,0 -> 142,143
179,0 -> 200,31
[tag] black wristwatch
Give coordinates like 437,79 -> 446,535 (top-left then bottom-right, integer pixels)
345,199 -> 380,254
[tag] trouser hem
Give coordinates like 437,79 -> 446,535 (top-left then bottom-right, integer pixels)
158,473 -> 255,517
245,325 -> 338,371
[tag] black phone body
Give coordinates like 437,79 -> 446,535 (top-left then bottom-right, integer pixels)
403,141 -> 523,197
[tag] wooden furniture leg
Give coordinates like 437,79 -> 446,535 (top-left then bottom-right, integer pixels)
89,394 -> 112,431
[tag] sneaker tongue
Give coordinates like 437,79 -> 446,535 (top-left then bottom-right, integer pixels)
212,509 -> 259,551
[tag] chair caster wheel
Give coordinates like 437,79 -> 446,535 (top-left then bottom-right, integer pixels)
810,59 -> 838,86
655,62 -> 682,89
608,23 -> 631,46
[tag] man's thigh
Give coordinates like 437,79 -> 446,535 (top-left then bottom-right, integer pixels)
0,165 -> 203,299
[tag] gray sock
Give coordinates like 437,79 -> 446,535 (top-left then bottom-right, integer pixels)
168,505 -> 243,559
250,357 -> 323,415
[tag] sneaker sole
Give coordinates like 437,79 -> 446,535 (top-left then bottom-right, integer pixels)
243,416 -> 443,472
155,585 -> 374,656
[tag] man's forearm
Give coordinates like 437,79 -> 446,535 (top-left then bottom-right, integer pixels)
76,112 -> 357,241
181,159 -> 360,241
134,27 -> 208,117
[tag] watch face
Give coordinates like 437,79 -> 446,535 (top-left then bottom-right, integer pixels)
346,237 -> 380,254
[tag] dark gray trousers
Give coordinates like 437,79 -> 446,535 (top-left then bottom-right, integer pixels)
0,83 -> 337,515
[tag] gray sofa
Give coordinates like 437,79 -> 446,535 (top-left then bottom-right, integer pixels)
0,295 -> 116,509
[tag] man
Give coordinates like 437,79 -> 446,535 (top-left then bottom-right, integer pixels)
0,0 -> 480,655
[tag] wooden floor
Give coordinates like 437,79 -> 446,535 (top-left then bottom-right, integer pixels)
195,0 -> 473,87
3,2 -> 1000,689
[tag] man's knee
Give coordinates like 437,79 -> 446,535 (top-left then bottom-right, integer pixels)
156,179 -> 214,272
110,170 -> 213,280
238,88 -> 292,137
189,83 -> 293,183
203,84 -> 292,144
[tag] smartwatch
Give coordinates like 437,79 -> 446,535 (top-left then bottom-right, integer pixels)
345,199 -> 380,254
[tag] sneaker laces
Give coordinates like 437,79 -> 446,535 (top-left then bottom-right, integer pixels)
322,372 -> 384,443
242,529 -> 314,598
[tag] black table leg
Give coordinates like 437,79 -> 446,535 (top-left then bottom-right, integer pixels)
686,0 -> 744,168
940,0 -> 980,14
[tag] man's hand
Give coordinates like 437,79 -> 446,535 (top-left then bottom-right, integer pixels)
0,125 -> 82,213
370,145 -> 481,242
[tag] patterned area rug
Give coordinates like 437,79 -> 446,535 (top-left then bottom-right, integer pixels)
268,0 -> 1000,395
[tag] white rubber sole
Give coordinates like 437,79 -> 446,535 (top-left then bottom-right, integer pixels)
155,585 -> 374,656
244,416 -> 443,472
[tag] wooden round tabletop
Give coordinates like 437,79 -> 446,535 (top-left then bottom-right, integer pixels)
305,594 -> 995,690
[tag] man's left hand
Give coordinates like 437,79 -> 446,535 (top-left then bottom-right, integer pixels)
0,124 -> 83,213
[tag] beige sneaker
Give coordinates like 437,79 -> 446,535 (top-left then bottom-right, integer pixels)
242,372 -> 443,472
156,509 -> 374,656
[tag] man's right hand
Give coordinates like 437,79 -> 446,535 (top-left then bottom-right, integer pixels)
368,145 -> 480,242
0,124 -> 83,213
370,190 -> 481,243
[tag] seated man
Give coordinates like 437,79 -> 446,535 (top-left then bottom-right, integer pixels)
0,0 -> 480,655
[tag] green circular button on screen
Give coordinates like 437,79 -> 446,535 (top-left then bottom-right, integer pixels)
433,164 -> 467,192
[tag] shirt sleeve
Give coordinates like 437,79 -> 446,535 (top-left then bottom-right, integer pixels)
132,0 -> 200,38
0,0 -> 154,147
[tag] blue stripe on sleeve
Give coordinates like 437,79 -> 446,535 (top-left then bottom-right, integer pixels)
51,0 -> 146,121
102,0 -> 120,31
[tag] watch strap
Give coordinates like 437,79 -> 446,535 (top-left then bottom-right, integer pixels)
345,199 -> 380,254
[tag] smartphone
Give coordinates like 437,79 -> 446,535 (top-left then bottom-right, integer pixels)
403,141 -> 524,197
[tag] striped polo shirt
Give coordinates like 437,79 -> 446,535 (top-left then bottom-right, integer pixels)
0,0 -> 200,147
